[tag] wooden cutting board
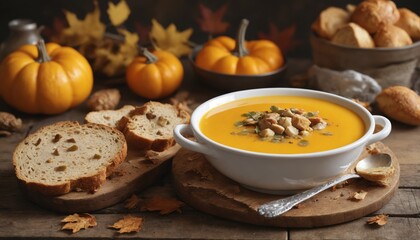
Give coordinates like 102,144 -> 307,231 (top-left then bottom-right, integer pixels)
172,142 -> 399,228
22,145 -> 181,213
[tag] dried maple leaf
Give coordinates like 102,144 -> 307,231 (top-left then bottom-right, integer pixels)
140,196 -> 183,215
258,23 -> 301,53
150,19 -> 193,57
367,214 -> 388,226
107,0 -> 130,26
60,1 -> 105,47
61,213 -> 97,233
89,28 -> 139,76
348,190 -> 368,201
196,3 -> 229,34
124,194 -> 141,209
110,215 -> 143,233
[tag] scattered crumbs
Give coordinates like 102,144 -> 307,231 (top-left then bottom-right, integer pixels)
348,190 -> 368,201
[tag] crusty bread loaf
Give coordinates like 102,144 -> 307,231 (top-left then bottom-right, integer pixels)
351,0 -> 400,34
331,22 -> 375,48
120,101 -> 190,152
395,8 -> 420,40
311,7 -> 350,40
375,86 -> 420,126
13,121 -> 127,196
373,24 -> 412,48
84,105 -> 135,129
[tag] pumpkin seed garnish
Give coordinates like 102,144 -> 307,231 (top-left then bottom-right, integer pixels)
234,121 -> 244,127
298,139 -> 309,147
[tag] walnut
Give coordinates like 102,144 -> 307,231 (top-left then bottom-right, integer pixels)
0,112 -> 22,136
86,88 -> 121,111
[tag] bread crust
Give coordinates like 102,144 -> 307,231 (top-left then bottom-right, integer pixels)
373,24 -> 412,47
331,22 -> 375,48
376,86 -> 420,126
312,7 -> 350,40
13,121 -> 127,196
351,0 -> 400,34
395,8 -> 420,40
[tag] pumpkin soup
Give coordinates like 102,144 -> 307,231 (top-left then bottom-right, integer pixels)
200,96 -> 365,154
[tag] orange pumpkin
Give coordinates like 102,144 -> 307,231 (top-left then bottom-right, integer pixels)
195,19 -> 284,75
0,40 -> 93,114
126,48 -> 183,99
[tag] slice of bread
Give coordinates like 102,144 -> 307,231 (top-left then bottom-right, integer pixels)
84,105 -> 135,129
120,101 -> 190,152
13,121 -> 127,196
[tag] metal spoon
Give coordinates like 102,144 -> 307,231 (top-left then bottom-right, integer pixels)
257,153 -> 392,218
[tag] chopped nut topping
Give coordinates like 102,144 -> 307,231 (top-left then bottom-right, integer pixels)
285,125 -> 299,137
157,116 -> 169,126
52,149 -> 60,156
146,112 -> 156,119
54,165 -> 67,172
52,134 -> 62,143
67,145 -> 78,152
66,138 -> 76,143
259,128 -> 275,138
231,106 -> 330,147
33,138 -> 41,146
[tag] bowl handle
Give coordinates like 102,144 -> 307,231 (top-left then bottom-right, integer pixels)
174,124 -> 213,155
366,115 -> 392,146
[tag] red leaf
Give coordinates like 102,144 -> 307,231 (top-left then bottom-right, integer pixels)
258,23 -> 301,53
197,3 -> 229,34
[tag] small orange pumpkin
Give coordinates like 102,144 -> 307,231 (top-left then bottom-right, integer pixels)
195,19 -> 284,75
126,48 -> 183,99
0,40 -> 93,114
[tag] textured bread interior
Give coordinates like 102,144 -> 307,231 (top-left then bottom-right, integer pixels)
14,122 -> 125,186
85,105 -> 135,128
128,102 -> 188,140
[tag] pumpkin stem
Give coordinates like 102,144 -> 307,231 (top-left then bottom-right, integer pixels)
233,19 -> 250,57
36,39 -> 51,63
140,47 -> 158,64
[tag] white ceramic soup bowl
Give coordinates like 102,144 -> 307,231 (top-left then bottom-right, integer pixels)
173,88 -> 391,194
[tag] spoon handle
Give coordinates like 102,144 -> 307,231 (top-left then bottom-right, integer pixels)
257,173 -> 360,218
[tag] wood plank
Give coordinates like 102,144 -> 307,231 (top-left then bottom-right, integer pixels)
381,121 -> 420,165
0,211 -> 286,239
399,164 -> 420,188
378,188 -> 420,215
290,217 -> 420,240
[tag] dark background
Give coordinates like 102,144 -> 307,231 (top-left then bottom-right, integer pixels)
0,0 -> 419,58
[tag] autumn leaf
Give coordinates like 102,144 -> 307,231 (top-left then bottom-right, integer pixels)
257,23 -> 301,53
197,3 -> 229,34
150,19 -> 193,57
60,0 -> 105,47
110,215 -> 143,233
140,196 -> 183,215
87,28 -> 139,77
367,214 -> 388,226
108,0 -> 131,26
61,213 -> 97,233
124,194 -> 141,209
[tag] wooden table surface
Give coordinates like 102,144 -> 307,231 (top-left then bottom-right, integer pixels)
0,59 -> 419,239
